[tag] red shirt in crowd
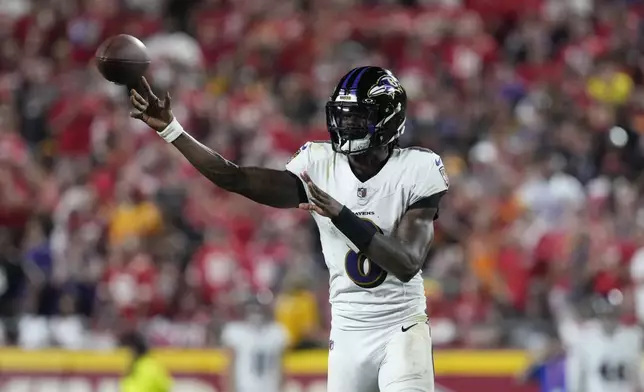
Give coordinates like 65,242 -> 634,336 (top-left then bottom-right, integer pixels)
187,241 -> 246,306
593,240 -> 637,295
102,252 -> 158,320
48,95 -> 100,157
497,245 -> 530,311
0,132 -> 31,228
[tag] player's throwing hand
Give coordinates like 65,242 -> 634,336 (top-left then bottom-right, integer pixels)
129,77 -> 174,132
298,172 -> 343,218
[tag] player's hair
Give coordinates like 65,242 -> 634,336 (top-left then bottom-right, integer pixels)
120,331 -> 149,356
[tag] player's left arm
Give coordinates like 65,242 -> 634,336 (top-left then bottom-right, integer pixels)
299,172 -> 444,283
363,206 -> 437,282
224,348 -> 237,392
634,329 -> 644,392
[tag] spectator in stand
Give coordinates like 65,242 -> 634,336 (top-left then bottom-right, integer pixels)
108,183 -> 163,246
99,239 -> 158,323
629,223 -> 644,326
186,227 -> 245,313
22,216 -> 56,316
48,292 -> 85,349
275,269 -> 322,349
0,229 -> 28,346
587,57 -> 634,106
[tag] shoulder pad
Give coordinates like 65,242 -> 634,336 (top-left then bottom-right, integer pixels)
404,146 -> 435,154
302,141 -> 333,160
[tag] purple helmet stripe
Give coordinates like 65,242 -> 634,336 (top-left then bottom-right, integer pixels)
340,67 -> 363,90
350,66 -> 371,90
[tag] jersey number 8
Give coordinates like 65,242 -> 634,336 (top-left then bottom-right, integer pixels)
600,362 -> 627,382
344,219 -> 387,288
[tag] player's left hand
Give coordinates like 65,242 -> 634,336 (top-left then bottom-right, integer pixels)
299,172 -> 343,218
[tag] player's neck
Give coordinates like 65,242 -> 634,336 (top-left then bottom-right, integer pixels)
601,321 -> 619,335
348,146 -> 391,182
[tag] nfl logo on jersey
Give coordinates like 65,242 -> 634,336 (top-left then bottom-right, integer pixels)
357,187 -> 367,198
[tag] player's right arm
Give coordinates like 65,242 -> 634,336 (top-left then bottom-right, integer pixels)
172,135 -> 306,208
128,78 -> 306,209
224,348 -> 237,392
565,334 -> 586,392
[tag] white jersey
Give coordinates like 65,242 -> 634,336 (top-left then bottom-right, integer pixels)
566,321 -> 644,392
286,141 -> 449,330
221,321 -> 287,392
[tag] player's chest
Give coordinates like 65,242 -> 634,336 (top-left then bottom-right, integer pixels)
237,329 -> 281,352
316,169 -> 408,236
588,334 -> 636,360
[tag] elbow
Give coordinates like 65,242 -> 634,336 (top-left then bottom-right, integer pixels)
395,256 -> 422,283
211,169 -> 245,194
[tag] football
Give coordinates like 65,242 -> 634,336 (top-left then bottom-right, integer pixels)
95,34 -> 150,86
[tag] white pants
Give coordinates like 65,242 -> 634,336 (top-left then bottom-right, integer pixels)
327,321 -> 435,392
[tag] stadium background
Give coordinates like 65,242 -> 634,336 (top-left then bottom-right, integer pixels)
1,0 -> 644,390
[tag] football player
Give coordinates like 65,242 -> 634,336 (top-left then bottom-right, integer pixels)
566,291 -> 644,392
222,294 -> 287,392
129,66 -> 448,392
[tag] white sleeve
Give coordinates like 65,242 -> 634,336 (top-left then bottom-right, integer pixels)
408,152 -> 449,206
285,142 -> 313,176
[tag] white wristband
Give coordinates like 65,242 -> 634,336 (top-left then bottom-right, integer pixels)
157,118 -> 184,143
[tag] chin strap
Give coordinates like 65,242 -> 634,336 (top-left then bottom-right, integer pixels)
339,134 -> 372,153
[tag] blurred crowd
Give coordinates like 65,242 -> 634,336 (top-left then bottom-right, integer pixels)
1,0 -> 644,351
